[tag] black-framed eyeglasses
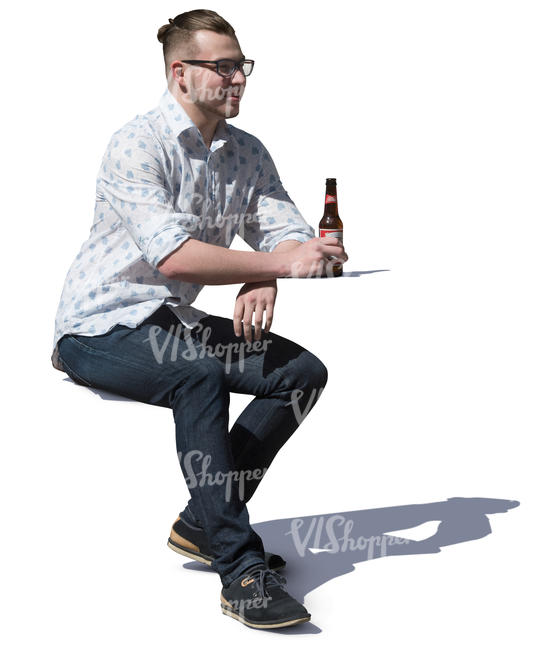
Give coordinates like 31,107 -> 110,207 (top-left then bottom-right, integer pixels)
180,58 -> 255,78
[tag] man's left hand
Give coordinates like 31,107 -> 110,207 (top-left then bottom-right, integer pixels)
233,279 -> 277,342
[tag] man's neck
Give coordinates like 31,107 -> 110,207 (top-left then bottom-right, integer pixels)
171,87 -> 221,150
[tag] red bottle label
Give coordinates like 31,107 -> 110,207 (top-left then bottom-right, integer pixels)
325,194 -> 337,204
319,228 -> 343,241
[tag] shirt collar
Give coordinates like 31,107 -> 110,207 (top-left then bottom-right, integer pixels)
211,118 -> 229,151
159,87 -> 230,151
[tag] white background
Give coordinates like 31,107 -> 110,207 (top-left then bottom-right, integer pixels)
2,0 -> 556,646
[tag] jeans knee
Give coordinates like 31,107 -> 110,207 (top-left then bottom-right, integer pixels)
295,351 -> 328,391
313,357 -> 328,390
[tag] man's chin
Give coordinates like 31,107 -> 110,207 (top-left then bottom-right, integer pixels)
222,104 -> 240,119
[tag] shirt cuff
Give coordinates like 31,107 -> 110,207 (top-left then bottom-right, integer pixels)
268,233 -> 314,253
146,225 -> 192,268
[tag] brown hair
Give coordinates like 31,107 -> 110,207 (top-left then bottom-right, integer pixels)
157,10 -> 237,79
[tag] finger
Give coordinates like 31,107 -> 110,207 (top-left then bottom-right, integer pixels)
324,258 -> 337,277
322,245 -> 347,262
264,301 -> 274,332
253,302 -> 264,341
233,300 -> 245,337
320,239 -> 343,252
320,237 -> 346,253
243,302 -> 254,343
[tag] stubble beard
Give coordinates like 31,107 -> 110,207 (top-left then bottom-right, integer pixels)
188,80 -> 242,119
196,97 -> 240,120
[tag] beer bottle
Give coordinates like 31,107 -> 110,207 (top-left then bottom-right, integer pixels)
318,178 -> 343,277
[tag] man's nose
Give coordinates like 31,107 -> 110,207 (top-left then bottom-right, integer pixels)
230,66 -> 246,84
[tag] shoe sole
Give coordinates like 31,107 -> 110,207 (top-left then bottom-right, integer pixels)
220,596 -> 310,629
167,538 -> 213,566
168,537 -> 286,571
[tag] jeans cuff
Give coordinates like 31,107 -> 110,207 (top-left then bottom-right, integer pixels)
221,556 -> 267,588
180,504 -> 203,528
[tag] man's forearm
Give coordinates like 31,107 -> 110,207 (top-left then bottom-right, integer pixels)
272,240 -> 303,255
157,237 -> 297,285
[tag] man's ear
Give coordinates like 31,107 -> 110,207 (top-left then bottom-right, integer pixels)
172,63 -> 181,79
170,61 -> 186,85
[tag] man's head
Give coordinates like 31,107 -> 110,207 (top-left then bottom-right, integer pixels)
157,10 -> 249,121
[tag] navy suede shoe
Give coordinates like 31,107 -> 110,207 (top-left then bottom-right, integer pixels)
220,563 -> 311,629
167,517 -> 286,571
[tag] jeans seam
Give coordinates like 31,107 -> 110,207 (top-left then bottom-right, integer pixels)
58,352 -> 93,387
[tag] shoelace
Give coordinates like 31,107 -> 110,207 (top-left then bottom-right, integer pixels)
248,567 -> 287,599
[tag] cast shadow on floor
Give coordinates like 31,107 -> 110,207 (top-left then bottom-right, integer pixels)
181,496 -> 519,634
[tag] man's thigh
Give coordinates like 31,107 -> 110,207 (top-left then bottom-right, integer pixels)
57,306 -> 224,406
189,314 -> 326,396
58,306 -> 326,405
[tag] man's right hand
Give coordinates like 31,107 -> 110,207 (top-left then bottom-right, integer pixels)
277,237 -> 348,278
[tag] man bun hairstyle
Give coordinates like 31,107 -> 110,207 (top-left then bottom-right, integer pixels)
157,9 -> 237,79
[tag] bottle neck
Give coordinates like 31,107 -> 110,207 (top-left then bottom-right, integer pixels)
324,184 -> 339,218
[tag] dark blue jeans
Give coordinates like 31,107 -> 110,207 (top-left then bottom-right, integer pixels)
57,305 -> 328,587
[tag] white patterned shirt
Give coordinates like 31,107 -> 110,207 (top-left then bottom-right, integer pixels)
51,88 -> 315,371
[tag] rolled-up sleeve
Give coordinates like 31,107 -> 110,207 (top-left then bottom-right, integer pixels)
96,128 -> 195,268
240,143 -> 315,252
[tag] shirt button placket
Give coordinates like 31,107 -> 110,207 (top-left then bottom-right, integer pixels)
207,152 -> 215,204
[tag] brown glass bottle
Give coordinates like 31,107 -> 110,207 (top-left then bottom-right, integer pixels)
318,178 -> 343,277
